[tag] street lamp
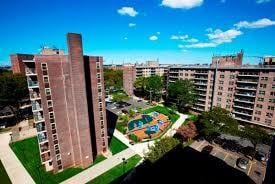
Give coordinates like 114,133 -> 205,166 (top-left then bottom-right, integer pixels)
122,157 -> 127,175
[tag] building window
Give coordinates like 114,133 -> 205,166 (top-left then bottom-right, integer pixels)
261,77 -> 268,81
272,84 -> 275,89
43,76 -> 49,83
220,75 -> 224,78
271,92 -> 275,96
218,86 -> 223,90
228,88 -> 233,91
257,98 -> 264,102
47,100 -> 53,108
255,111 -> 261,115
256,104 -> 263,109
265,119 -> 272,124
254,117 -> 260,121
41,63 -> 47,71
49,112 -> 54,119
230,75 -> 235,79
217,98 -> 221,102
227,93 -> 232,97
51,124 -> 56,130
268,106 -> 275,111
229,81 -> 234,85
226,105 -> 231,109
266,112 -> 273,118
97,73 -> 101,79
45,88 -> 51,96
260,84 -> 267,88
96,62 -> 100,69
269,99 -> 275,103
219,81 -> 224,85
218,92 -> 222,95
53,134 -> 57,141
259,91 -> 265,95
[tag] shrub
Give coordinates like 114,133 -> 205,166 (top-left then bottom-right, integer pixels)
128,134 -> 140,142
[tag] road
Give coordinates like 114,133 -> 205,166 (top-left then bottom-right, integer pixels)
61,148 -> 136,184
0,132 -> 35,184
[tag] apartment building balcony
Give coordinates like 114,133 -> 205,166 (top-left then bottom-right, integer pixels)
27,79 -> 39,88
195,87 -> 207,91
194,82 -> 208,86
169,70 -> 179,74
233,104 -> 254,111
235,92 -> 256,98
32,101 -> 42,112
191,106 -> 204,112
236,86 -> 257,91
194,77 -> 208,80
23,59 -> 35,63
237,79 -> 258,84
234,98 -> 255,104
196,102 -> 206,107
196,93 -> 207,97
36,122 -> 46,132
38,132 -> 48,143
238,72 -> 259,77
40,142 -> 50,153
25,68 -> 36,76
233,116 -> 253,124
194,71 -> 208,75
232,110 -> 253,117
41,152 -> 51,163
30,90 -> 41,100
169,75 -> 179,78
34,112 -> 44,123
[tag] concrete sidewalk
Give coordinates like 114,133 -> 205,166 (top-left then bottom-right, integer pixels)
0,132 -> 35,184
61,148 -> 136,184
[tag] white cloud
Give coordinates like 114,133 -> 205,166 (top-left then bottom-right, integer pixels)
149,35 -> 158,41
124,37 -> 128,40
185,42 -> 217,48
170,34 -> 189,40
161,0 -> 203,9
235,18 -> 275,29
256,0 -> 271,4
117,7 -> 138,17
178,44 -> 185,48
221,0 -> 226,3
187,38 -> 199,43
157,32 -> 161,35
184,28 -> 242,48
129,23 -> 136,27
207,28 -> 243,44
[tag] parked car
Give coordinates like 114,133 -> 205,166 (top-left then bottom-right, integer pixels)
236,157 -> 249,170
201,145 -> 213,154
255,151 -> 267,162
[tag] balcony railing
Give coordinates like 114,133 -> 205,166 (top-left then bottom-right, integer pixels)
233,105 -> 254,111
237,79 -> 258,84
38,132 -> 47,143
194,82 -> 208,86
194,77 -> 208,80
232,110 -> 253,117
28,80 -> 39,88
236,86 -> 257,91
25,68 -> 36,75
235,92 -> 256,97
30,92 -> 41,100
32,102 -> 42,111
36,122 -> 46,132
234,98 -> 254,104
238,72 -> 259,77
34,112 -> 44,122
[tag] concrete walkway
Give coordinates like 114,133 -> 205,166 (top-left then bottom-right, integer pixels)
0,132 -> 35,184
164,113 -> 188,137
61,148 -> 136,184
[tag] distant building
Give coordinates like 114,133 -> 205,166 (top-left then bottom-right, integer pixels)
10,33 -> 108,173
168,51 -> 275,129
123,64 -> 136,96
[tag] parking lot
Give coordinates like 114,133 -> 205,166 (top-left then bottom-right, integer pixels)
106,97 -> 151,115
190,140 -> 267,184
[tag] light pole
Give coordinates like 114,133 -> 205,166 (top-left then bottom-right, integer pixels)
122,157 -> 126,175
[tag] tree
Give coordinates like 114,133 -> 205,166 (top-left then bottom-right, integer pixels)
175,122 -> 198,142
145,137 -> 180,163
198,107 -> 239,140
241,126 -> 272,150
112,93 -> 129,104
129,134 -> 140,143
103,68 -> 123,93
167,79 -> 197,112
134,77 -> 147,93
144,75 -> 163,102
0,73 -> 28,122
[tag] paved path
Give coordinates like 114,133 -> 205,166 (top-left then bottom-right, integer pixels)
164,113 -> 188,137
61,148 -> 136,184
0,132 -> 35,184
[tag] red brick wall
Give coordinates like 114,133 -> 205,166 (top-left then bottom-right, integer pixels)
10,54 -> 34,74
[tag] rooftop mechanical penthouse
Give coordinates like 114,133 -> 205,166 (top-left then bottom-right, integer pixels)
10,33 -> 108,172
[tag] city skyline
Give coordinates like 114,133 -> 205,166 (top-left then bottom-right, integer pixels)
1,0 -> 275,65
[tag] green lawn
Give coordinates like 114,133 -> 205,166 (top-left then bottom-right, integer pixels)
109,136 -> 128,155
0,160 -> 11,184
10,137 -> 106,184
87,155 -> 141,184
142,106 -> 180,123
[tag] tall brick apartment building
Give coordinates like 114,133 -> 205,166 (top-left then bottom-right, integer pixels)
10,33 -> 108,172
169,51 -> 275,129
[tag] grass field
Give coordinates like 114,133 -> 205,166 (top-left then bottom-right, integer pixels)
0,160 -> 11,184
143,106 -> 180,123
87,155 -> 141,184
109,136 -> 128,155
10,137 -> 106,184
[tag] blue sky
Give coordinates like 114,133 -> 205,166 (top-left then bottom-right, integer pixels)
0,0 -> 275,65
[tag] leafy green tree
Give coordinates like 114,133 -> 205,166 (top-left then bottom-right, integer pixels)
129,134 -> 140,143
103,68 -> 123,93
241,126 -> 272,150
134,77 -> 147,93
112,93 -> 129,104
144,75 -> 163,102
198,107 -> 239,139
145,137 -> 180,163
0,73 -> 28,121
167,79 -> 196,112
